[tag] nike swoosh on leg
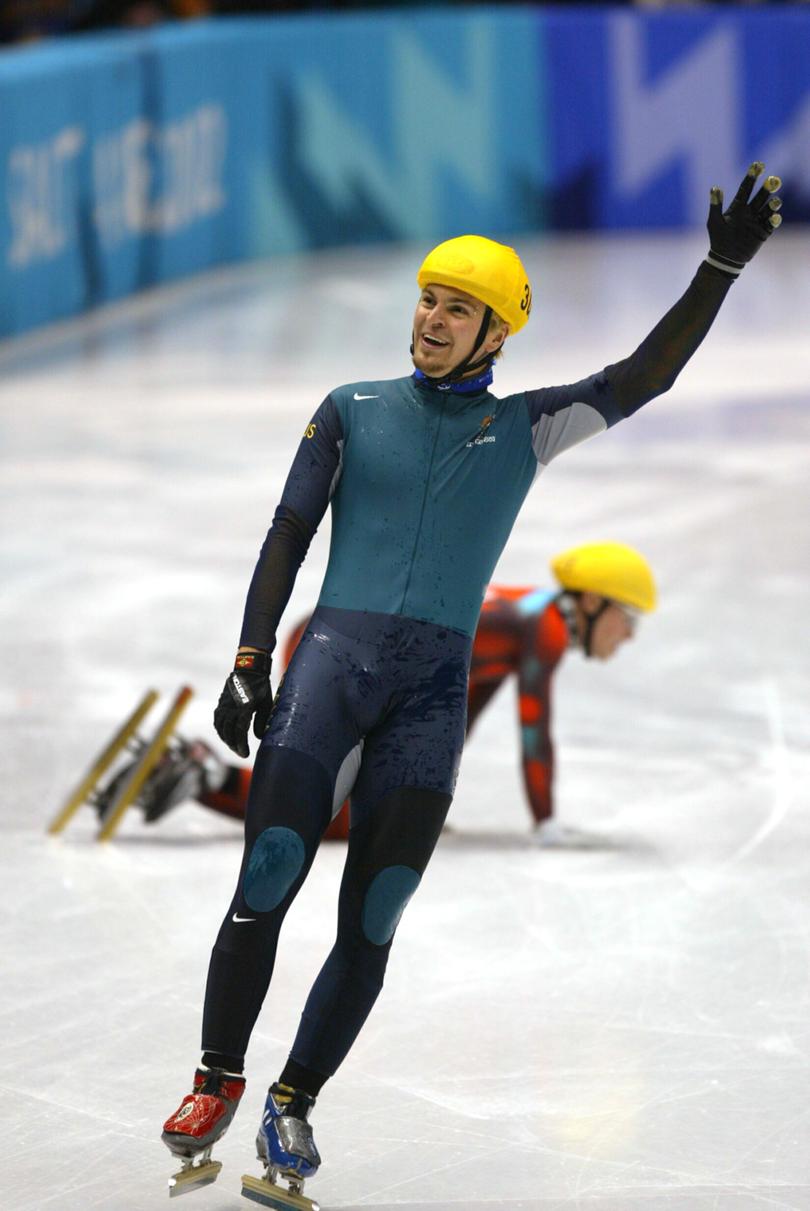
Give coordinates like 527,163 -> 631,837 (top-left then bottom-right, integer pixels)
353,392 -> 379,400
232,912 -> 256,923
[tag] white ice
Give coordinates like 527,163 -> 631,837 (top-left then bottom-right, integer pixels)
2,230 -> 810,1211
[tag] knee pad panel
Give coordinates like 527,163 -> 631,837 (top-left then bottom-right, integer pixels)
361,865 -> 422,946
244,827 -> 306,912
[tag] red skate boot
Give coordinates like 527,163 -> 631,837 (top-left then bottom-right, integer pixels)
162,1066 -> 245,1197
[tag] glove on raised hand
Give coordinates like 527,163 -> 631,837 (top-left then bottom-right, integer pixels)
213,651 -> 273,759
706,161 -> 782,278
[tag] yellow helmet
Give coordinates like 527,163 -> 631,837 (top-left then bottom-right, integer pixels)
550,542 -> 657,613
416,235 -> 532,334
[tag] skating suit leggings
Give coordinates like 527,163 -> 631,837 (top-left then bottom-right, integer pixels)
202,605 -> 471,1080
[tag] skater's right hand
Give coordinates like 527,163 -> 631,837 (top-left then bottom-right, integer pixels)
213,650 -> 273,758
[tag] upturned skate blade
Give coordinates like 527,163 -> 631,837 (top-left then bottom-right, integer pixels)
47,689 -> 159,835
168,1158 -> 222,1197
241,1172 -> 319,1211
98,685 -> 193,841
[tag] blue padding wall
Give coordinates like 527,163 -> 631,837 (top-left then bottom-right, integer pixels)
543,8 -> 810,232
1,8 -> 807,337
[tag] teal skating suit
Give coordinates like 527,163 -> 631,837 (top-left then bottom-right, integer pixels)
319,373 -> 622,636
243,368 -> 623,643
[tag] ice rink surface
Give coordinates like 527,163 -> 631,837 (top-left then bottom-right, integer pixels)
2,230 -> 810,1211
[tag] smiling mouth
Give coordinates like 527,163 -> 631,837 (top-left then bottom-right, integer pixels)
421,334 -> 449,349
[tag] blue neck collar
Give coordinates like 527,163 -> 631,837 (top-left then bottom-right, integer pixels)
412,367 -> 493,395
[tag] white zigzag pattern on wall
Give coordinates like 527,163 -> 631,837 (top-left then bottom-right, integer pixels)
610,14 -> 739,225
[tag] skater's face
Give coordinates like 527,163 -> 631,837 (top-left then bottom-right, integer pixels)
580,594 -> 637,660
412,284 -> 507,378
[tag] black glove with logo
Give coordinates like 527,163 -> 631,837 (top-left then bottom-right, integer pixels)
213,651 -> 273,759
706,162 -> 782,278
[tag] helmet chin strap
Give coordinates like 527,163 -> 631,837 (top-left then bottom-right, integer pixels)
411,305 -> 502,386
582,598 -> 610,658
559,592 -> 610,658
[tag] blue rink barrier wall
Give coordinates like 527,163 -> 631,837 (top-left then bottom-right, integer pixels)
1,7 -> 808,338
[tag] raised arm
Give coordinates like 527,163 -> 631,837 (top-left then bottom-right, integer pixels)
608,163 -> 782,416
526,165 -> 782,467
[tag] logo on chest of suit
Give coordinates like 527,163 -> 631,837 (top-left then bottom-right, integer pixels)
467,414 -> 496,447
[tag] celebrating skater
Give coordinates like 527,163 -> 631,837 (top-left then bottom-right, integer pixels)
161,164 -> 782,1208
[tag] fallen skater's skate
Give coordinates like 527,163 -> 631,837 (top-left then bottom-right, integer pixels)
162,1066 -> 245,1197
241,1083 -> 321,1211
95,737 -> 227,827
47,686 -> 195,840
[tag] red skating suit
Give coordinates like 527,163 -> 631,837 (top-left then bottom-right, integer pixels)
468,585 -> 568,824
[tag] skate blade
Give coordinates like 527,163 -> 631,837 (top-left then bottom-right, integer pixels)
47,689 -> 159,835
241,1172 -> 319,1211
98,685 -> 193,841
168,1158 -> 222,1197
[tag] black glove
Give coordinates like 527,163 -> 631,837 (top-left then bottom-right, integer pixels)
213,650 -> 273,759
706,162 -> 782,278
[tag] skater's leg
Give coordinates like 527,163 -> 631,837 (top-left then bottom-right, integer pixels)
200,744 -> 335,1068
243,782 -> 450,1207
201,622 -> 368,1070
276,622 -> 472,1087
516,616 -> 556,828
162,624 -> 364,1176
241,613 -> 470,1204
280,783 -> 451,1091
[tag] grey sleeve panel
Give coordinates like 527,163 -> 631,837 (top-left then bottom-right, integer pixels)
523,372 -> 624,467
531,400 -> 608,467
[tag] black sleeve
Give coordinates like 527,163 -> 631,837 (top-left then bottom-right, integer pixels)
238,505 -> 316,654
605,262 -> 734,417
238,395 -> 344,653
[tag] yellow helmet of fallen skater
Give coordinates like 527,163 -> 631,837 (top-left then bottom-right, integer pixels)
550,543 -> 657,613
417,235 -> 533,334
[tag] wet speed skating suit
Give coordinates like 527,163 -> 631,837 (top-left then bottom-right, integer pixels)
202,264 -> 734,1092
256,586 -> 567,836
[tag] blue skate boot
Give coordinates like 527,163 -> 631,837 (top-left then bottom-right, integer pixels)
241,1082 -> 321,1211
